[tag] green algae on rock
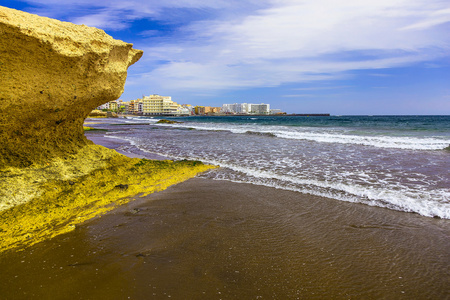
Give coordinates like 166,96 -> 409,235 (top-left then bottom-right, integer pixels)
0,6 -> 143,167
0,145 -> 216,253
156,119 -> 183,124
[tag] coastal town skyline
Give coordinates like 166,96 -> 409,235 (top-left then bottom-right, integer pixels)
4,1 -> 450,115
97,96 -> 285,116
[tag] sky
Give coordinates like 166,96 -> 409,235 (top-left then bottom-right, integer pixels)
3,0 -> 450,115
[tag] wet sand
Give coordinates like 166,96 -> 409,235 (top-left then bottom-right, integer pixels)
86,133 -> 170,160
0,178 -> 448,299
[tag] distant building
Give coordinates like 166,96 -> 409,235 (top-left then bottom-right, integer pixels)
96,100 -> 124,112
195,106 -> 205,115
221,103 -> 249,114
108,101 -> 118,111
142,94 -> 179,115
128,100 -> 135,113
129,94 -> 190,116
249,103 -> 270,114
204,106 -> 221,114
127,99 -> 143,114
270,109 -> 284,115
193,106 -> 222,115
177,105 -> 191,115
97,98 -> 280,116
211,107 -> 221,114
221,104 -> 233,114
221,103 -> 271,114
181,104 -> 195,115
96,103 -> 109,110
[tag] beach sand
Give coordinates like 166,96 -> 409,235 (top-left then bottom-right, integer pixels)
0,176 -> 448,299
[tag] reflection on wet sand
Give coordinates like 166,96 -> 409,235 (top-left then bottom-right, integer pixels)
0,178 -> 448,299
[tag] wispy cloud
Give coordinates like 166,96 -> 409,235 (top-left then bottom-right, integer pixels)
22,0 -> 268,29
18,0 -> 450,93
136,0 -> 449,91
293,86 -> 352,91
138,30 -> 161,37
401,8 -> 450,30
369,73 -> 392,77
282,94 -> 318,98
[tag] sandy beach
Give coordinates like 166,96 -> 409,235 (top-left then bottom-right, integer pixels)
0,145 -> 448,299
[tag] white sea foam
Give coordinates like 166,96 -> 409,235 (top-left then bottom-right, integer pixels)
199,161 -> 450,218
101,120 -> 450,219
157,122 -> 449,150
122,116 -> 160,123
111,136 -> 450,219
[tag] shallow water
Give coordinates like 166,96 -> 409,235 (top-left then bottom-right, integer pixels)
91,116 -> 450,218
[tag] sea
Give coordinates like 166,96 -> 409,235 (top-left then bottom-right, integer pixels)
99,115 -> 450,219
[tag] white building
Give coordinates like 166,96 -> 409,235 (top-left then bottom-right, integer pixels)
142,94 -> 178,115
221,103 -> 270,114
249,103 -> 270,114
221,103 -> 235,114
140,94 -> 190,116
177,105 -> 191,115
221,103 -> 250,114
96,103 -> 109,110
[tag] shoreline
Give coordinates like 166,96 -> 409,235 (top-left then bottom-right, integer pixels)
0,119 -> 448,298
119,113 -> 331,117
0,127 -> 215,252
0,177 -> 448,298
85,133 -> 170,160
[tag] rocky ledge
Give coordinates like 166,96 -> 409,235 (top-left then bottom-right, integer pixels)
0,7 -> 216,253
0,6 -> 143,167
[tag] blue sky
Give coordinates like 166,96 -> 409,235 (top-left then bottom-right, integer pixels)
4,0 -> 450,114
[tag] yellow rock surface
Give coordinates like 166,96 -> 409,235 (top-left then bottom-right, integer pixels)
0,6 -> 143,167
0,145 -> 216,253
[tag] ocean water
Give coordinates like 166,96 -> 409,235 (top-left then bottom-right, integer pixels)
102,115 -> 450,219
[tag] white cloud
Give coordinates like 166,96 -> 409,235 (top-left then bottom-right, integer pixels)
132,0 -> 450,91
23,0 -> 269,28
20,0 -> 450,91
401,8 -> 450,30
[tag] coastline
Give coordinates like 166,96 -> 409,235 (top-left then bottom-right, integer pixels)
0,177 -> 448,298
0,124 -> 448,298
0,127 -> 215,252
0,117 -> 450,299
85,132 -> 170,160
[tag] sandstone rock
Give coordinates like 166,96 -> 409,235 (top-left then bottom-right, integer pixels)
0,6 -> 143,167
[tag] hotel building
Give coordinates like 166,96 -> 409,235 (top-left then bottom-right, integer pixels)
221,103 -> 271,115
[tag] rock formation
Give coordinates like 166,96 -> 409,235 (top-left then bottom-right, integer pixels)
0,6 -> 143,167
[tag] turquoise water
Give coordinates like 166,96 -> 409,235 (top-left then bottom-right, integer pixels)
156,115 -> 450,150
101,115 -> 450,218
170,115 -> 450,135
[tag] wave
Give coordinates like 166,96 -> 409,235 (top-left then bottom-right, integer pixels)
274,131 -> 448,150
101,135 -> 450,219
122,116 -> 161,124
199,162 -> 450,219
155,122 -> 449,150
